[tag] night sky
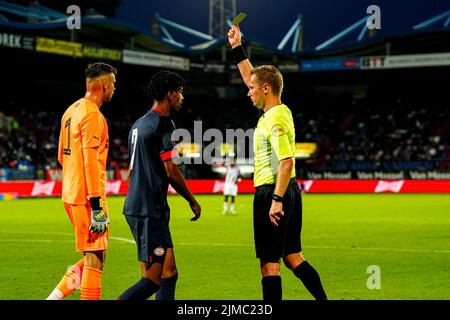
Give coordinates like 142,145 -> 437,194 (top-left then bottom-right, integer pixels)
115,0 -> 449,50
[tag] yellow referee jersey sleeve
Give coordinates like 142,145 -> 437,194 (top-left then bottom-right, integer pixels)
266,105 -> 295,161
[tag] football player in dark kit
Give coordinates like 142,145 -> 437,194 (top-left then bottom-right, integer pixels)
118,70 -> 201,300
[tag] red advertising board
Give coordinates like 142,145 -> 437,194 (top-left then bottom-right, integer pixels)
0,180 -> 449,197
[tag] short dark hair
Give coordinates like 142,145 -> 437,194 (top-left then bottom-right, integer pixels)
250,65 -> 283,97
85,62 -> 117,79
147,70 -> 185,101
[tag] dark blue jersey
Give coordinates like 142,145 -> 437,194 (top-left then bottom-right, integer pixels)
123,109 -> 178,217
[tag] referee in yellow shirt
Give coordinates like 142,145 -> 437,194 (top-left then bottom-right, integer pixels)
228,25 -> 327,301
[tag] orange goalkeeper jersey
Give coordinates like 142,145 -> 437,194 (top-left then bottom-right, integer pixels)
58,98 -> 109,205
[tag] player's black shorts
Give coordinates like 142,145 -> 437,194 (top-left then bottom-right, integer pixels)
125,207 -> 173,266
253,178 -> 302,262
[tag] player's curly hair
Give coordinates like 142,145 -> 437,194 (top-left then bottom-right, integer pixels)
85,62 -> 117,79
147,70 -> 185,102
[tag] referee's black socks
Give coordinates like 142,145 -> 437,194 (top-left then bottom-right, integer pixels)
293,261 -> 328,300
262,276 -> 282,301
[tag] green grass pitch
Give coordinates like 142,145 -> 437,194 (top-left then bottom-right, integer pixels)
0,194 -> 449,300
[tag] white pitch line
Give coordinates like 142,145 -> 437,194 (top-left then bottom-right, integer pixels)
0,230 -> 135,244
175,242 -> 450,255
1,230 -> 449,254
0,237 -> 133,245
109,236 -> 135,244
0,230 -> 74,237
305,245 -> 450,255
0,239 -> 72,243
177,242 -> 251,247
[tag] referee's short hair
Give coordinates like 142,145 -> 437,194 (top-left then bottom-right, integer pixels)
147,70 -> 185,102
250,65 -> 284,97
85,62 -> 117,79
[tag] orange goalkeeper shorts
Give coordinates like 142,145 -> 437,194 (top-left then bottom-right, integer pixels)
64,201 -> 109,253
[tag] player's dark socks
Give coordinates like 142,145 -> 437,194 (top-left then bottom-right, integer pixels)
155,273 -> 178,300
293,261 -> 327,300
261,276 -> 282,301
118,277 -> 160,300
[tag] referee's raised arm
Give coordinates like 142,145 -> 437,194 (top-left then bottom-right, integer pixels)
228,25 -> 253,88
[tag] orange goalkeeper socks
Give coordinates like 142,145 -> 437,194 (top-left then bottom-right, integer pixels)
57,258 -> 84,296
47,258 -> 84,300
80,266 -> 102,300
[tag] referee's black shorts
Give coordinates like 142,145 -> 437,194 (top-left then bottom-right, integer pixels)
125,206 -> 173,266
253,178 -> 302,262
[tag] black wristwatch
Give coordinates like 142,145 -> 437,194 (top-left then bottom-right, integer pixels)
272,194 -> 283,202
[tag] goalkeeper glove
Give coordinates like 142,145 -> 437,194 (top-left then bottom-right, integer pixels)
89,197 -> 109,235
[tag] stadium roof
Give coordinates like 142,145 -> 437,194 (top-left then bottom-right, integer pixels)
0,0 -> 449,62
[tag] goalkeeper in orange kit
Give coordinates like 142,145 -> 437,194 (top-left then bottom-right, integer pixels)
46,62 -> 117,300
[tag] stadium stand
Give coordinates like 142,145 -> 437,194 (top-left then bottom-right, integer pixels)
0,0 -> 448,181
1,95 -> 448,179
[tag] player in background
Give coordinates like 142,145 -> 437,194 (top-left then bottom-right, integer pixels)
117,70 -> 201,300
47,62 -> 117,300
228,24 -> 327,301
223,159 -> 242,214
